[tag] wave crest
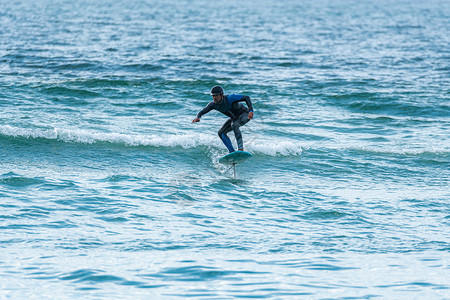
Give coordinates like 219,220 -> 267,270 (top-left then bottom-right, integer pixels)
0,125 -> 303,157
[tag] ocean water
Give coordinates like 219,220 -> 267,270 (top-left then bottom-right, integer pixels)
1,0 -> 449,298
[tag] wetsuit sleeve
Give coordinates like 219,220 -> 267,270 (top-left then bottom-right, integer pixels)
196,102 -> 215,119
242,95 -> 253,112
227,94 -> 253,112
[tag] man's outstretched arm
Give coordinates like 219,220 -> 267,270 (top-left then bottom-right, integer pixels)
192,102 -> 214,123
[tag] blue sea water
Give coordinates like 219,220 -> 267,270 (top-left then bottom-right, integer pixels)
1,0 -> 449,298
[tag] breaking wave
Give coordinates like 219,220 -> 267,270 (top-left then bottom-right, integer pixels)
0,125 -> 303,157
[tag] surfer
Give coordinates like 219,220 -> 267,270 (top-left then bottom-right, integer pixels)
192,86 -> 254,153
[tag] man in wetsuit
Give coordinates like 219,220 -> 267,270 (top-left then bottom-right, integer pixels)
192,86 -> 254,153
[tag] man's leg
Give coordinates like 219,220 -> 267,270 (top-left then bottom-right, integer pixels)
218,119 -> 235,153
231,114 -> 250,150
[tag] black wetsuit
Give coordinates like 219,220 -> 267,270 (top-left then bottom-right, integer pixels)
196,94 -> 253,152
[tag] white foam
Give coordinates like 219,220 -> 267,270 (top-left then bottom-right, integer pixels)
0,125 -> 58,140
0,125 -> 216,148
312,140 -> 449,156
246,140 -> 303,156
0,125 -> 303,157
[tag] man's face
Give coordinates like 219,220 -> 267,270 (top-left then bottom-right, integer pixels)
212,94 -> 223,104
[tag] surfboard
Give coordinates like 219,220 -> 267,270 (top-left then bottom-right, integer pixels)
219,151 -> 252,165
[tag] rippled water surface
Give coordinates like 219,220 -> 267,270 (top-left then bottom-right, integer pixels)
1,0 -> 449,298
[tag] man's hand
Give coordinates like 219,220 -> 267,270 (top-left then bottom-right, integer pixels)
248,112 -> 254,120
192,118 -> 200,123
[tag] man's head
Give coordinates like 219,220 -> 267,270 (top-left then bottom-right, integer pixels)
211,86 -> 224,103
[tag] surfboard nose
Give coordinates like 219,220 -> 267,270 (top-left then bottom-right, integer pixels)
218,151 -> 252,165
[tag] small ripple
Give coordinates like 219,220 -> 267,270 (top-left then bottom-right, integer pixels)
123,240 -> 190,252
172,212 -> 214,219
298,209 -> 351,220
0,172 -> 46,188
375,281 -> 449,289
140,265 -> 269,282
41,86 -> 99,99
39,179 -> 77,191
96,216 -> 129,223
60,269 -> 142,286
103,174 -> 137,182
41,220 -> 78,229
